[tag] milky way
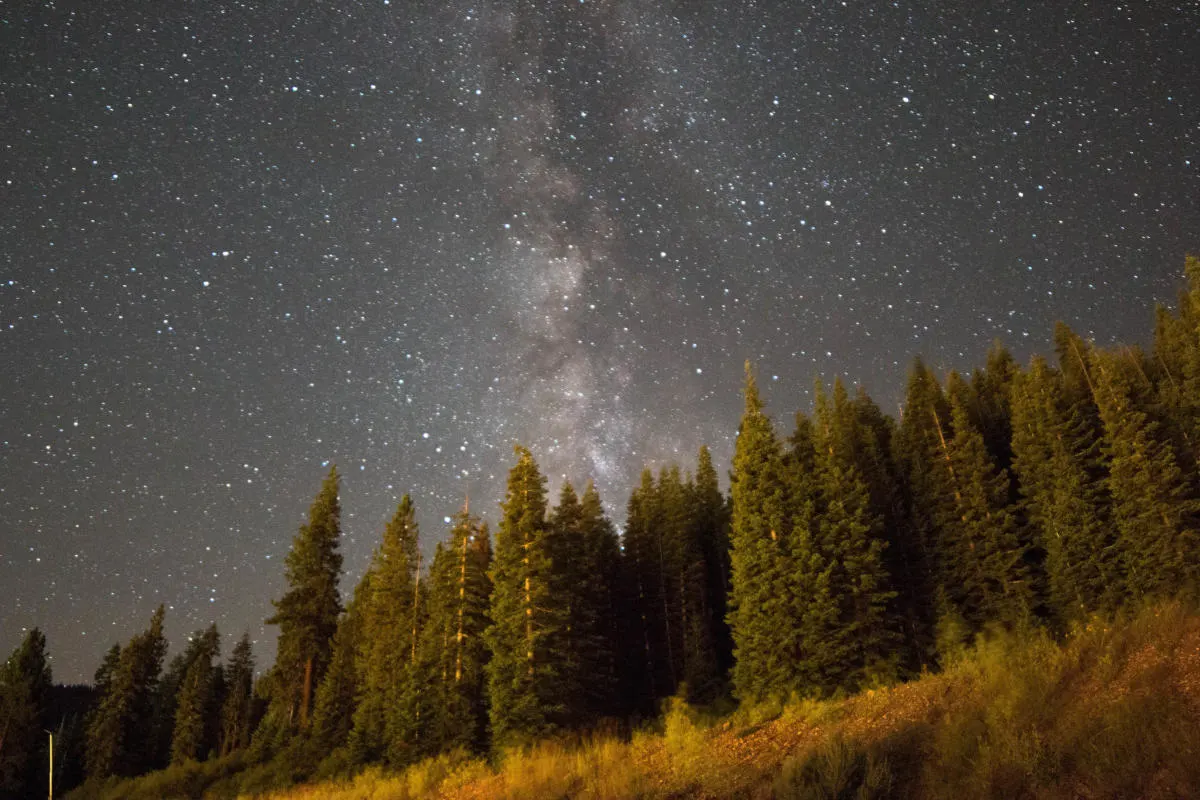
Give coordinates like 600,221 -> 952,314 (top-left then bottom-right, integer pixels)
2,2 -> 1196,681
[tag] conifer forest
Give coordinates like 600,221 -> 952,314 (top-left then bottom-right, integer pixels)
6,258 -> 1200,798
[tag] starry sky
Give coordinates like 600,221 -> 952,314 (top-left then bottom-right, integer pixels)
2,1 -> 1197,683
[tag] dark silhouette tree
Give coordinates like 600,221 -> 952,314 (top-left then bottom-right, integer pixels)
691,445 -> 733,680
170,626 -> 221,764
970,341 -> 1020,474
266,466 -> 343,731
85,606 -> 167,778
218,633 -> 255,756
620,469 -> 673,707
0,628 -> 52,795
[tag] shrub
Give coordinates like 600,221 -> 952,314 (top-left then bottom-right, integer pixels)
496,741 -> 578,799
774,735 -> 895,800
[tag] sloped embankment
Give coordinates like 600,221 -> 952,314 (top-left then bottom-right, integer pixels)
260,601 -> 1200,800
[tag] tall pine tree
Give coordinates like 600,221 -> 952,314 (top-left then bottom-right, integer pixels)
970,341 -> 1020,474
545,480 -> 623,722
1091,348 -> 1200,597
266,466 -> 343,731
170,626 -> 221,765
349,495 -> 420,765
218,634 -> 255,757
729,363 -> 832,700
933,375 -> 1033,635
421,506 -> 492,754
621,469 -> 673,707
1011,356 -> 1118,619
577,482 -> 623,713
0,628 -> 52,795
849,386 -> 928,664
547,481 -> 590,726
1152,256 -> 1200,464
310,575 -> 370,760
85,606 -> 168,779
149,624 -> 220,769
689,446 -> 733,683
893,356 -> 949,653
485,446 -> 565,751
812,379 -> 899,689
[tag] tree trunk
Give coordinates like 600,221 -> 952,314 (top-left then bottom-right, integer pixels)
456,532 -> 467,683
412,550 -> 422,665
523,487 -> 534,675
658,531 -> 677,691
299,656 -> 313,728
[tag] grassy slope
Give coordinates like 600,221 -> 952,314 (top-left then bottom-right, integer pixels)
84,602 -> 1200,799
264,603 -> 1200,800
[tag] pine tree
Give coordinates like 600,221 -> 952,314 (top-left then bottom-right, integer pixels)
933,375 -> 1033,633
782,411 -> 819,533
656,466 -> 689,696
620,469 -> 672,707
546,480 -> 622,723
971,341 -> 1020,474
576,482 -> 623,714
813,379 -> 899,689
777,407 -> 842,695
170,626 -> 221,764
844,389 -> 906,543
728,363 -> 818,701
690,445 -> 733,681
0,628 -> 52,795
148,624 -> 219,769
93,644 -> 121,699
266,466 -> 344,731
205,664 -> 227,764
388,546 -> 432,767
43,684 -> 90,796
894,358 -> 950,612
1054,324 -> 1104,430
1091,349 -> 1200,597
848,386 -> 928,664
784,520 -> 842,693
654,463 -> 725,704
547,480 -> 589,725
310,577 -> 370,758
1011,356 -> 1118,619
349,496 -> 419,764
1153,256 -> 1200,464
485,445 -> 563,751
417,565 -> 451,758
422,506 -> 491,754
85,606 -> 168,778
218,634 -> 255,756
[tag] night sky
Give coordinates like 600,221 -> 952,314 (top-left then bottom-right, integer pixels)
2,1 -> 1196,683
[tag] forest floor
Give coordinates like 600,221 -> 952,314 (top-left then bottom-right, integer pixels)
258,601 -> 1200,800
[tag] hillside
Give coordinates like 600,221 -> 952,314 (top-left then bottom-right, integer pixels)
163,601 -> 1199,800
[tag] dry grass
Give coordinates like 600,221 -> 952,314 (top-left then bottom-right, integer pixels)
77,601 -> 1200,800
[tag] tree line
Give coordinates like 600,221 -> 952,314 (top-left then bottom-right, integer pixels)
3,256 -> 1200,797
